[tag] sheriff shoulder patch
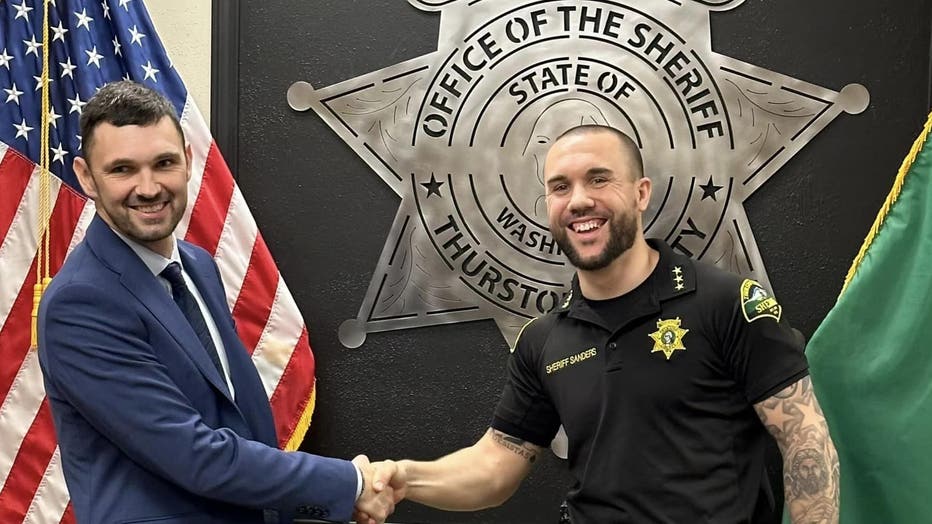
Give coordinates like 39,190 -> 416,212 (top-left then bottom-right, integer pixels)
740,279 -> 782,323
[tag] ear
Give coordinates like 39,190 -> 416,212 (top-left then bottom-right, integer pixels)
73,157 -> 98,199
185,143 -> 193,182
636,176 -> 652,212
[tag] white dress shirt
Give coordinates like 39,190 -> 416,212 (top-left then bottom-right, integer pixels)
113,229 -> 236,400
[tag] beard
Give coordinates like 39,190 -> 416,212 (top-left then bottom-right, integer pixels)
552,209 -> 639,271
101,194 -> 185,246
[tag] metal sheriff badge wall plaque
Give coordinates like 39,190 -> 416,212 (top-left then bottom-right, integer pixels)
288,0 -> 868,349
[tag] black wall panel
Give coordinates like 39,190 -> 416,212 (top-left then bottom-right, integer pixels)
228,1 -> 932,522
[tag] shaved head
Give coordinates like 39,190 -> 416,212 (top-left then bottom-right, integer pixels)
550,125 -> 644,180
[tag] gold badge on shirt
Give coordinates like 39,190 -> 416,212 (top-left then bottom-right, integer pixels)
649,317 -> 689,361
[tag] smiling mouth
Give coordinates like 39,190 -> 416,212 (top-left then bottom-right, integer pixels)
571,219 -> 606,233
131,201 -> 169,214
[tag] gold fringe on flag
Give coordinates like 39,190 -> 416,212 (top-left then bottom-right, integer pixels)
31,0 -> 54,349
285,381 -> 316,452
840,109 -> 932,299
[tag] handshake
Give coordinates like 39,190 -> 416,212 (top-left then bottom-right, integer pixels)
350,455 -> 408,524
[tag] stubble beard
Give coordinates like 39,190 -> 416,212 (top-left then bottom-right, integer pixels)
105,194 -> 185,245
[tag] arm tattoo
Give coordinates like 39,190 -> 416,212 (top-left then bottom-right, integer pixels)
754,376 -> 840,524
491,429 -> 538,464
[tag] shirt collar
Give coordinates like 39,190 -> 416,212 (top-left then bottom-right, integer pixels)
555,238 -> 697,317
109,225 -> 181,277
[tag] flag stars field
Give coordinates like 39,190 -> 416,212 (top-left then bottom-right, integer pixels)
13,118 -> 32,141
33,74 -> 52,91
129,25 -> 145,46
5,84 -> 23,104
52,21 -> 69,42
142,61 -> 159,82
60,58 -> 77,79
74,8 -> 93,30
51,143 -> 69,164
86,46 -> 104,68
13,1 -> 32,21
24,35 -> 42,57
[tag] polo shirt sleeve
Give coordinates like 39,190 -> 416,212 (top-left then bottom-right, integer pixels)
491,318 -> 561,448
719,278 -> 810,404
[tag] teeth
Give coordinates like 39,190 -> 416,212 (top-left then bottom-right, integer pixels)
135,202 -> 166,213
573,220 -> 602,232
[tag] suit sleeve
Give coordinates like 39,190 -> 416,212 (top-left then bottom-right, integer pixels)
39,281 -> 358,521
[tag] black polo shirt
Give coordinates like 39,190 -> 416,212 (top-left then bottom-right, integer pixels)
492,239 -> 808,523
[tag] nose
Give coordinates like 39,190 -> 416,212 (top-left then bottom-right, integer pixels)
135,168 -> 160,198
567,184 -> 594,213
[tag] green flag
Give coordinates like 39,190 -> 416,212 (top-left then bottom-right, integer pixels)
807,110 -> 932,522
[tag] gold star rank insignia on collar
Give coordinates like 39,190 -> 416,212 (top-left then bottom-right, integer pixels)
649,317 -> 689,361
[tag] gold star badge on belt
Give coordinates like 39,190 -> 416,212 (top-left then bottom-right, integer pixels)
649,317 -> 689,361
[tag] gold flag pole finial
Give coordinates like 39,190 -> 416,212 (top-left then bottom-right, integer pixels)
32,0 -> 54,349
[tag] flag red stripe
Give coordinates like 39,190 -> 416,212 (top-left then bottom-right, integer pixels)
0,149 -> 35,247
0,186 -> 85,402
184,143 -> 235,256
60,502 -> 75,524
0,258 -> 36,403
0,185 -> 85,521
269,329 -> 315,447
231,234 -> 277,353
0,400 -> 57,523
47,185 -> 89,280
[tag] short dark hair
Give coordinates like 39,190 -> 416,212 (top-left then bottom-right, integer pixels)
553,124 -> 644,179
79,81 -> 184,162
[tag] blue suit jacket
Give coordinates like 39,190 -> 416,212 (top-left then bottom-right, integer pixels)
38,216 -> 356,524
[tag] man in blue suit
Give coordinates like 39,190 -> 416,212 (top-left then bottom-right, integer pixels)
38,81 -> 398,524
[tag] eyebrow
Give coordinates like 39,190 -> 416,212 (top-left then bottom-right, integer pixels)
101,151 -> 182,171
546,166 -> 614,185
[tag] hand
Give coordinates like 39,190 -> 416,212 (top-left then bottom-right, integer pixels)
372,459 -> 407,504
351,455 -> 407,524
351,455 -> 398,524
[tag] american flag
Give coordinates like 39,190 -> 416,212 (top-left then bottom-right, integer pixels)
0,1 -> 318,522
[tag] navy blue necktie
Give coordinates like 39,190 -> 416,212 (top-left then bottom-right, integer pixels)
160,262 -> 226,380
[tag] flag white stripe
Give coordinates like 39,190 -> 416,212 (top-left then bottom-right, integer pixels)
252,276 -> 304,397
65,202 -> 96,258
214,186 -> 258,310
22,447 -> 69,524
0,170 -> 59,334
0,350 -> 46,490
176,96 -> 212,240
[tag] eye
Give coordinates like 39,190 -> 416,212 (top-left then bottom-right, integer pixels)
549,183 -> 569,195
156,158 -> 177,168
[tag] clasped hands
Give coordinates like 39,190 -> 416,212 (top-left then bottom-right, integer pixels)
351,455 -> 407,524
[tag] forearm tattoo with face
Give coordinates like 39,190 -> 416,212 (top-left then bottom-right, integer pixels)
754,377 -> 840,524
491,429 -> 538,464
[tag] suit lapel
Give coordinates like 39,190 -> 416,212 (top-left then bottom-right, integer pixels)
179,243 -> 277,445
84,218 -> 236,405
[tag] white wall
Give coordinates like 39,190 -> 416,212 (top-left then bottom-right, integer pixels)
145,0 -> 212,125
